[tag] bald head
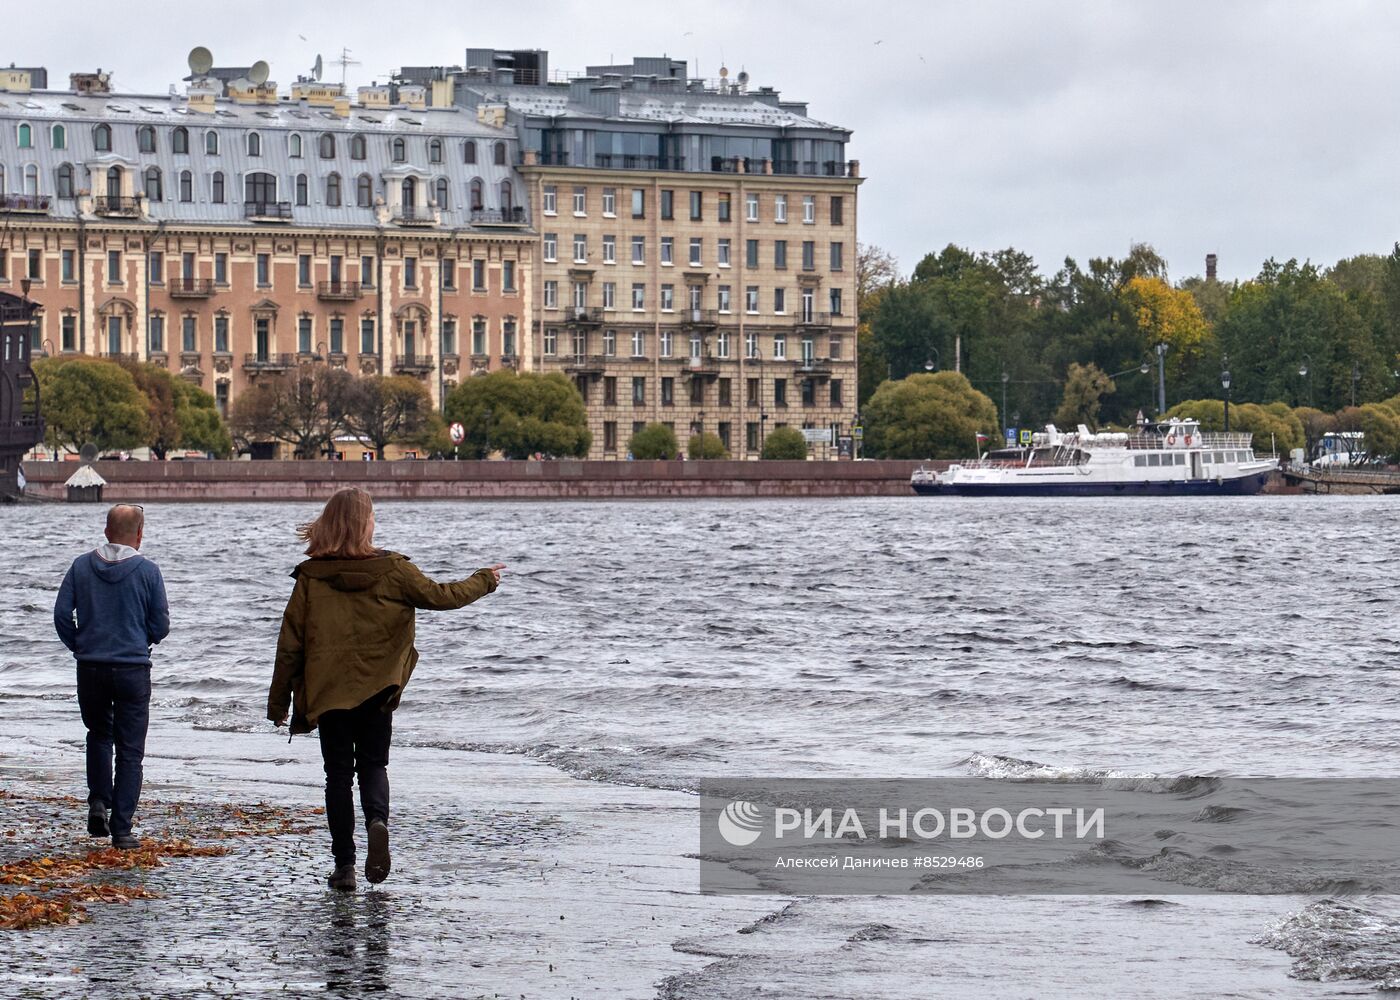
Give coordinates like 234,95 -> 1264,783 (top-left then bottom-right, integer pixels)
105,505 -> 144,548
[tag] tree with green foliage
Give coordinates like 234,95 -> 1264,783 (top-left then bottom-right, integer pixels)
1357,403 -> 1400,461
1165,399 -> 1302,455
687,432 -> 728,460
628,422 -> 679,459
760,425 -> 808,460
444,370 -> 590,459
1292,406 -> 1335,460
116,360 -> 230,457
1053,363 -> 1115,430
172,380 -> 232,456
862,371 -> 998,460
33,357 -> 149,454
344,375 -> 433,459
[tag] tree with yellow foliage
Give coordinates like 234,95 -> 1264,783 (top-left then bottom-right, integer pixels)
1122,277 -> 1216,390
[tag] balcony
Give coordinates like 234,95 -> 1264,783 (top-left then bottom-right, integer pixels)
243,352 -> 293,372
392,354 -> 434,374
317,280 -> 363,301
793,357 -> 833,378
562,354 -> 607,377
680,308 -> 718,330
169,277 -> 216,299
771,160 -> 859,178
394,206 -> 437,227
0,193 -> 51,214
469,207 -> 526,226
793,311 -> 832,330
98,351 -> 140,363
592,154 -> 686,172
94,195 -> 140,217
565,306 -> 603,327
682,355 -> 723,378
244,201 -> 293,222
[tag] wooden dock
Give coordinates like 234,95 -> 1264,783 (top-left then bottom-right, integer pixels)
1279,462 -> 1400,494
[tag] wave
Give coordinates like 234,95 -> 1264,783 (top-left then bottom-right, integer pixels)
964,752 -> 1220,795
1253,899 -> 1400,989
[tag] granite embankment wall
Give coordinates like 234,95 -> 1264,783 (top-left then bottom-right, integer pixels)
20,459 -> 940,502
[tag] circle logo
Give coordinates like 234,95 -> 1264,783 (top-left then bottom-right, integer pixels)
717,800 -> 765,847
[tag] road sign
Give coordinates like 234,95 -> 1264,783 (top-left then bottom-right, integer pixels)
449,422 -> 465,444
1004,428 -> 1016,446
1019,429 -> 1033,446
853,426 -> 864,440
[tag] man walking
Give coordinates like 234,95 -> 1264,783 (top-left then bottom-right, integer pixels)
54,504 -> 169,849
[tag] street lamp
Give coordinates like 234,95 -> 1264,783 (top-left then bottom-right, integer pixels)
1221,368 -> 1232,432
924,347 -> 940,373
1000,370 -> 1009,436
1154,342 -> 1169,415
1298,354 -> 1312,407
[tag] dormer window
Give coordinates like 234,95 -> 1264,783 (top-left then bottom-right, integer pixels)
138,125 -> 157,153
390,137 -> 406,163
93,123 -> 112,152
172,126 -> 188,153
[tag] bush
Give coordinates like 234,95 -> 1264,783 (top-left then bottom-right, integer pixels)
629,422 -> 679,459
862,371 -> 1000,459
761,426 -> 809,460
1166,399 -> 1302,454
444,370 -> 591,459
687,432 -> 728,459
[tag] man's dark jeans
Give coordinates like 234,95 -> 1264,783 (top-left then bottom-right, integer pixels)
76,662 -> 151,838
318,694 -> 393,867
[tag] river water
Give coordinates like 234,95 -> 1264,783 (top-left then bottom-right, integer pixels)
4,495 -> 1400,996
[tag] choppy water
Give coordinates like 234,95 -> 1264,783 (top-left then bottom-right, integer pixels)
5,495 -> 1400,995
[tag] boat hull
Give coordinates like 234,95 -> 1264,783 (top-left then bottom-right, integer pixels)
913,473 -> 1273,497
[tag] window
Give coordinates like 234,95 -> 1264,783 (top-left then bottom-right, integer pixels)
463,140 -> 477,164
289,133 -> 302,158
602,235 -> 616,264
17,122 -> 32,148
435,177 -> 449,209
746,192 -> 758,221
631,188 -> 645,218
493,141 -> 507,166
660,237 -> 673,265
543,328 -> 557,355
718,239 -> 731,267
631,236 -> 645,265
718,378 -> 732,406
326,173 -> 342,207
801,380 -> 816,406
745,331 -> 758,359
211,171 -> 225,203
147,251 -> 163,283
660,189 -> 674,220
313,132 -> 335,158
205,129 -> 219,155
689,377 -> 704,404
774,194 -> 787,223
746,286 -> 759,313
661,376 -> 674,405
56,163 -> 75,199
172,126 -> 188,154
502,259 -> 515,291
831,242 -> 844,271
602,282 -> 616,310
718,193 -> 731,222
774,288 -> 786,314
391,137 -> 406,162
214,315 -> 229,353
689,190 -> 702,220
660,331 -> 673,358
247,131 -> 262,157
604,377 -> 617,406
502,319 -> 517,356
138,125 -> 156,153
717,286 -> 731,313
604,421 -> 618,452
774,240 -> 787,270
107,250 -> 121,283
28,249 -> 41,280
746,239 -> 759,269
428,138 -> 443,163
632,375 -> 646,404
404,257 -> 418,288
829,335 -> 843,359
329,318 -> 344,355
298,254 -> 311,286
689,332 -> 702,359
147,315 -> 164,352
747,377 -> 760,405
462,317 -> 483,356
179,315 -> 196,353
830,380 -> 843,406
573,330 -> 588,356
472,259 -> 485,290
602,187 -> 616,215
543,280 -> 558,309
830,287 -> 843,316
572,280 -> 588,309
689,238 -> 702,266
93,123 -> 112,152
362,318 -> 377,354
0,250 -> 7,280
469,177 -> 484,211
574,234 -> 588,263
442,259 -> 456,290
179,170 -> 193,202
298,315 -> 313,353
62,314 -> 76,352
499,179 -> 513,211
61,249 -> 74,282
543,233 -> 558,262
831,196 -> 844,226
256,253 -> 270,286
215,252 -> 228,284
774,378 -> 788,406
632,330 -> 646,357
661,284 -> 675,311
802,195 -> 815,224
631,284 -> 645,310
773,333 -> 787,359
802,241 -> 815,270
716,332 -> 731,358
572,186 -> 586,214
542,185 -> 557,214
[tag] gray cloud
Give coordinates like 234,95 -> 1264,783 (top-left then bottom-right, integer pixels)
8,0 -> 1396,281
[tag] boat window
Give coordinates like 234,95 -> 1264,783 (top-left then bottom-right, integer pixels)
1174,453 -> 1186,466
1147,454 -> 1161,467
1134,455 -> 1147,467
1203,452 -> 1213,464
1213,452 -> 1224,464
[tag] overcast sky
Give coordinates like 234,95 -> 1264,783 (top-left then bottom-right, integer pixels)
10,0 -> 1397,283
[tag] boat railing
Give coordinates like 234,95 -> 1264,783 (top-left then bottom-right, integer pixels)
1114,431 -> 1253,450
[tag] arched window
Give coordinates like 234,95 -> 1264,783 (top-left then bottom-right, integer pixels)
319,133 -> 336,158
428,138 -> 443,163
350,135 -> 366,160
295,173 -> 308,206
493,141 -> 507,165
138,125 -> 157,153
211,170 -> 225,203
55,163 -> 75,199
17,122 -> 32,148
51,123 -> 66,149
93,123 -> 112,152
434,177 -> 448,209
144,166 -> 163,201
23,164 -> 38,195
247,131 -> 262,156
244,171 -> 276,206
463,140 -> 477,164
172,126 -> 188,154
288,132 -> 302,158
179,170 -> 193,202
469,177 -> 484,211
390,137 -> 406,163
106,165 -> 124,197
401,176 -> 417,208
499,178 -> 513,211
205,130 -> 219,155
356,173 -> 372,208
326,172 -> 342,207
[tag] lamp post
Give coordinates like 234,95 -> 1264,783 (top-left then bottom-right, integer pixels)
1351,362 -> 1359,408
1000,371 -> 1009,438
1221,367 -> 1232,433
1298,354 -> 1312,407
1154,342 -> 1169,415
923,347 -> 940,373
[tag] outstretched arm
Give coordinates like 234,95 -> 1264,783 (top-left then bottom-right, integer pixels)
397,561 -> 503,611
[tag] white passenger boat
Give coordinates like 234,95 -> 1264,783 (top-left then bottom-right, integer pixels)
911,419 -> 1278,496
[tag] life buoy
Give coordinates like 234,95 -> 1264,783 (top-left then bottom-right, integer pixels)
1184,434 -> 1193,446
1167,434 -> 1177,446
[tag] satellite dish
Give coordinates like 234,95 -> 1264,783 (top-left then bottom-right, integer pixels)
736,70 -> 749,86
313,54 -> 323,81
249,60 -> 270,86
188,46 -> 214,77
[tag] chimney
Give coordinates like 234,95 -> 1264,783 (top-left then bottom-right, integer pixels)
1206,253 -> 1218,282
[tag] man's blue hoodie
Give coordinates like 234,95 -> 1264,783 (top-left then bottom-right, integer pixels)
54,544 -> 170,665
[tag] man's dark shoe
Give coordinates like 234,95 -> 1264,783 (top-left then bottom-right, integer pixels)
111,834 -> 141,850
365,819 -> 391,884
327,864 -> 356,892
87,805 -> 110,838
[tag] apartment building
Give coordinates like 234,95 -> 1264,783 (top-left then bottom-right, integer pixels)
0,69 -> 533,418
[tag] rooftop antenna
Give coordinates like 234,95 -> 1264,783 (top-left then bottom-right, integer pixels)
312,53 -> 323,81
332,47 -> 361,88
249,60 -> 270,86
187,46 -> 213,78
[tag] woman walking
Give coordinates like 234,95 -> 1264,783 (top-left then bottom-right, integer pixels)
267,487 -> 503,891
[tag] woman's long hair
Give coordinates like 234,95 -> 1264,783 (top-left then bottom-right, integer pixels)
297,488 -> 377,558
